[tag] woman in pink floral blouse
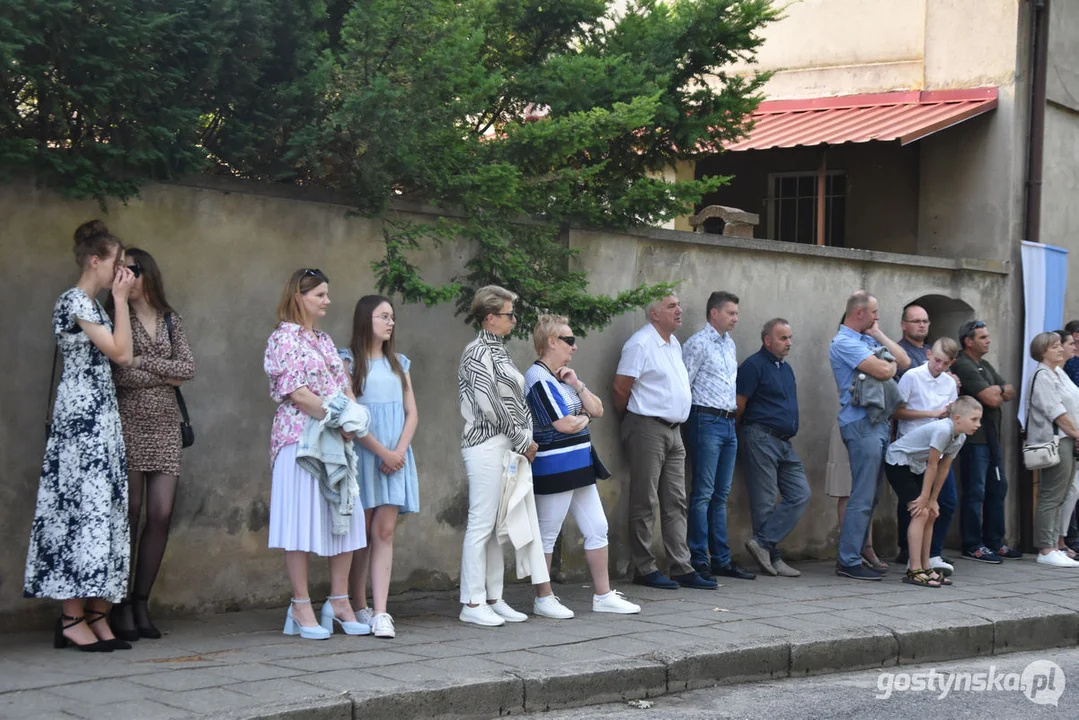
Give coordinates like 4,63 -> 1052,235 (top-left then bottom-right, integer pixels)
263,268 -> 369,640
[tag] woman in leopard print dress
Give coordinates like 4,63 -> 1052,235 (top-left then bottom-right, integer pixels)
107,248 -> 195,640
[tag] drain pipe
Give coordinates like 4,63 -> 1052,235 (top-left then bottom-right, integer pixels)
1019,0 -> 1050,553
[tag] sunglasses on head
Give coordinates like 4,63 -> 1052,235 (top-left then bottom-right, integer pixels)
558,335 -> 576,347
960,320 -> 986,338
302,268 -> 327,282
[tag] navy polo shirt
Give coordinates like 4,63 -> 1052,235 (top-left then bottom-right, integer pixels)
736,346 -> 799,438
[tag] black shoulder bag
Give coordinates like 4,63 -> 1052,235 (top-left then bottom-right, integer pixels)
164,314 -> 195,448
44,344 -> 59,438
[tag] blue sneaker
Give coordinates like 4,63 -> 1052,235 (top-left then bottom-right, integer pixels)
835,563 -> 883,581
962,546 -> 1003,564
632,570 -> 680,589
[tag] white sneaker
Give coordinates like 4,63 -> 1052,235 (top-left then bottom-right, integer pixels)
592,590 -> 641,615
533,595 -> 575,619
459,603 -> 505,626
371,612 -> 396,638
488,599 -> 528,622
1036,550 -> 1079,567
354,606 -> 374,626
929,556 -> 954,576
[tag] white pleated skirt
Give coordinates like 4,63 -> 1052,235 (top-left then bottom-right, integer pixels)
269,443 -> 367,556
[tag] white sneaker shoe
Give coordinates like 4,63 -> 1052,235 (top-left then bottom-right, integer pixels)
459,603 -> 505,627
929,556 -> 954,576
1037,550 -> 1079,567
533,595 -> 575,619
354,606 -> 374,626
592,590 -> 641,614
488,599 -> 528,622
371,612 -> 396,638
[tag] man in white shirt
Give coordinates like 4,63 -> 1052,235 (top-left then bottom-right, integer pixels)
613,294 -> 716,590
682,291 -> 756,581
893,337 -> 960,574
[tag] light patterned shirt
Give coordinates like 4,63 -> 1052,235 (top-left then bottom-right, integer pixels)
682,323 -> 737,411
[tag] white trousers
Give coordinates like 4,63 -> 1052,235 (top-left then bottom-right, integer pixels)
459,436 -> 511,604
534,484 -> 609,554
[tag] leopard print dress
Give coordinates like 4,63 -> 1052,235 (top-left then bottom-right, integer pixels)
114,311 -> 196,475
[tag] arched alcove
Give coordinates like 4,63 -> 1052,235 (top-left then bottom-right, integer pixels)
906,293 -> 976,345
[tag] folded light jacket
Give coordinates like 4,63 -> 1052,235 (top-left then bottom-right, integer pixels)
849,346 -> 902,424
296,392 -> 371,535
495,450 -> 550,584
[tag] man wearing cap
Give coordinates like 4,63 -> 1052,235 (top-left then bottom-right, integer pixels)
738,318 -> 809,578
952,320 -> 1018,564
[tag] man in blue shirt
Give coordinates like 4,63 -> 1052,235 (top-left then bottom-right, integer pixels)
737,319 -> 810,578
830,291 -> 910,580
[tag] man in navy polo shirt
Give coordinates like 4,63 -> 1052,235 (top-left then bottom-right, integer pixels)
738,318 -> 810,578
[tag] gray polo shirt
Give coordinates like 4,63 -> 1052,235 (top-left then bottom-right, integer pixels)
885,418 -> 966,475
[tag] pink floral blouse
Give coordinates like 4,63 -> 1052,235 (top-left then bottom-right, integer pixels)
264,322 -> 350,465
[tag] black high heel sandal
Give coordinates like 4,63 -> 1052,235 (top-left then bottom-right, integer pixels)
108,599 -> 141,642
133,594 -> 162,639
54,614 -> 114,652
85,609 -> 133,650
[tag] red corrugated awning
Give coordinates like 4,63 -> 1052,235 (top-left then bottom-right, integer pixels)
723,87 -> 998,152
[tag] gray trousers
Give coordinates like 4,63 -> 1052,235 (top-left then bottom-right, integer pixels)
1036,437 -> 1076,549
621,413 -> 692,576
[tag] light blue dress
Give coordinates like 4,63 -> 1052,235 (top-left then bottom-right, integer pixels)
339,349 -> 419,513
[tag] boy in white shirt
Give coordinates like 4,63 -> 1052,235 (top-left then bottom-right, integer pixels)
885,397 -> 983,587
893,338 -> 960,574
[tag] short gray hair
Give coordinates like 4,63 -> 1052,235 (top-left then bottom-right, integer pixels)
471,285 -> 518,325
844,290 -> 874,317
1030,331 -> 1061,362
648,294 -> 677,317
760,317 -> 790,342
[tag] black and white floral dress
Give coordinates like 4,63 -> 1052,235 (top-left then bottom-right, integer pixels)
24,288 -> 130,601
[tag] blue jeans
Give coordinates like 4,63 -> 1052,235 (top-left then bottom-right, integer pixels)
685,408 -> 738,567
896,467 -> 957,558
838,418 -> 890,567
959,442 -> 1008,552
741,425 -> 811,553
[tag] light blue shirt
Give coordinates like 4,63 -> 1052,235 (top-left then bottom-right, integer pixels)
830,325 -> 881,426
682,323 -> 738,411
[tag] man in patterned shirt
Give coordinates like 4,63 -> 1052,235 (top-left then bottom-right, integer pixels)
682,291 -> 756,581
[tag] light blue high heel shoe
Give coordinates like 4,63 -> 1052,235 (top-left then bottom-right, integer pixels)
320,595 -> 371,635
283,598 -> 331,640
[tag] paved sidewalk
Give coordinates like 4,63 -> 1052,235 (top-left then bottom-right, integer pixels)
3,558 -> 1079,719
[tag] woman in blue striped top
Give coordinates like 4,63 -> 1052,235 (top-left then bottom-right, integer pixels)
524,315 -> 640,619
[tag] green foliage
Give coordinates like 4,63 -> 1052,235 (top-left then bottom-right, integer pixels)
1,0 -> 777,335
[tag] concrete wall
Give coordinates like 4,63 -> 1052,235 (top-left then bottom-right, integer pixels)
0,180 -> 1011,630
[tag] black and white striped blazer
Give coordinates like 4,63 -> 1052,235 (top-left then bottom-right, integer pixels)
458,330 -> 534,454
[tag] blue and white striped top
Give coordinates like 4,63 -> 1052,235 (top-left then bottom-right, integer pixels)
523,361 -> 609,495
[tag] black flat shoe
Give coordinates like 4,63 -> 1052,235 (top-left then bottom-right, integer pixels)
671,571 -> 718,590
108,600 -> 140,642
54,614 -> 114,653
134,594 -> 162,639
712,561 -> 756,580
86,609 -> 132,650
691,562 -> 716,581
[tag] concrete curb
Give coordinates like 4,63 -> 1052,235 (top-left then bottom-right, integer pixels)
208,609 -> 1079,719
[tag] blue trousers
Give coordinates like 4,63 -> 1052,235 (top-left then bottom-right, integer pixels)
838,417 -> 890,567
685,409 -> 738,567
958,442 -> 1007,552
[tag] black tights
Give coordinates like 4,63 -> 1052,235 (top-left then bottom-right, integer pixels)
127,471 -> 178,626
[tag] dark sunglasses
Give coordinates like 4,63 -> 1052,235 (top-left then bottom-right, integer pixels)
302,268 -> 328,282
960,320 -> 986,338
558,335 -> 576,347
126,263 -> 142,278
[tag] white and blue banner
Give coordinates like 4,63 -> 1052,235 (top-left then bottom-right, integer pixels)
1019,240 -> 1069,427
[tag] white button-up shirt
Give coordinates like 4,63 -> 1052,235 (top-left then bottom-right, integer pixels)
682,323 -> 737,412
895,363 -> 958,437
616,324 -> 692,424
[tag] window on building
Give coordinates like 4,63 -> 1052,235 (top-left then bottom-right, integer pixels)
767,171 -> 847,247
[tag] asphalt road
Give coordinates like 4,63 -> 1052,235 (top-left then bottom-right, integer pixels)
538,647 -> 1078,719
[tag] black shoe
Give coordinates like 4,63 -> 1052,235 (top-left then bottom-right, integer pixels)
632,570 -> 680,589
108,600 -> 140,642
691,562 -> 716,581
712,561 -> 756,580
133,594 -> 162,639
671,571 -> 718,590
835,563 -> 883,581
53,615 -> 114,652
996,545 -> 1023,559
85,609 -> 132,650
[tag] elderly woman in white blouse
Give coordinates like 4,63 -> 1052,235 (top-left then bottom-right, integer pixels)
457,285 -> 540,627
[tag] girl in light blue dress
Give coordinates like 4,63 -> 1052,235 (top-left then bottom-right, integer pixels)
339,295 -> 419,639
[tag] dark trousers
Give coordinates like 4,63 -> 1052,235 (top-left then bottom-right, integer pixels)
896,467 -> 956,558
958,441 -> 1007,552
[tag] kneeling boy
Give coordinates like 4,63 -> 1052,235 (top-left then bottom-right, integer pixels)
884,396 -> 983,587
